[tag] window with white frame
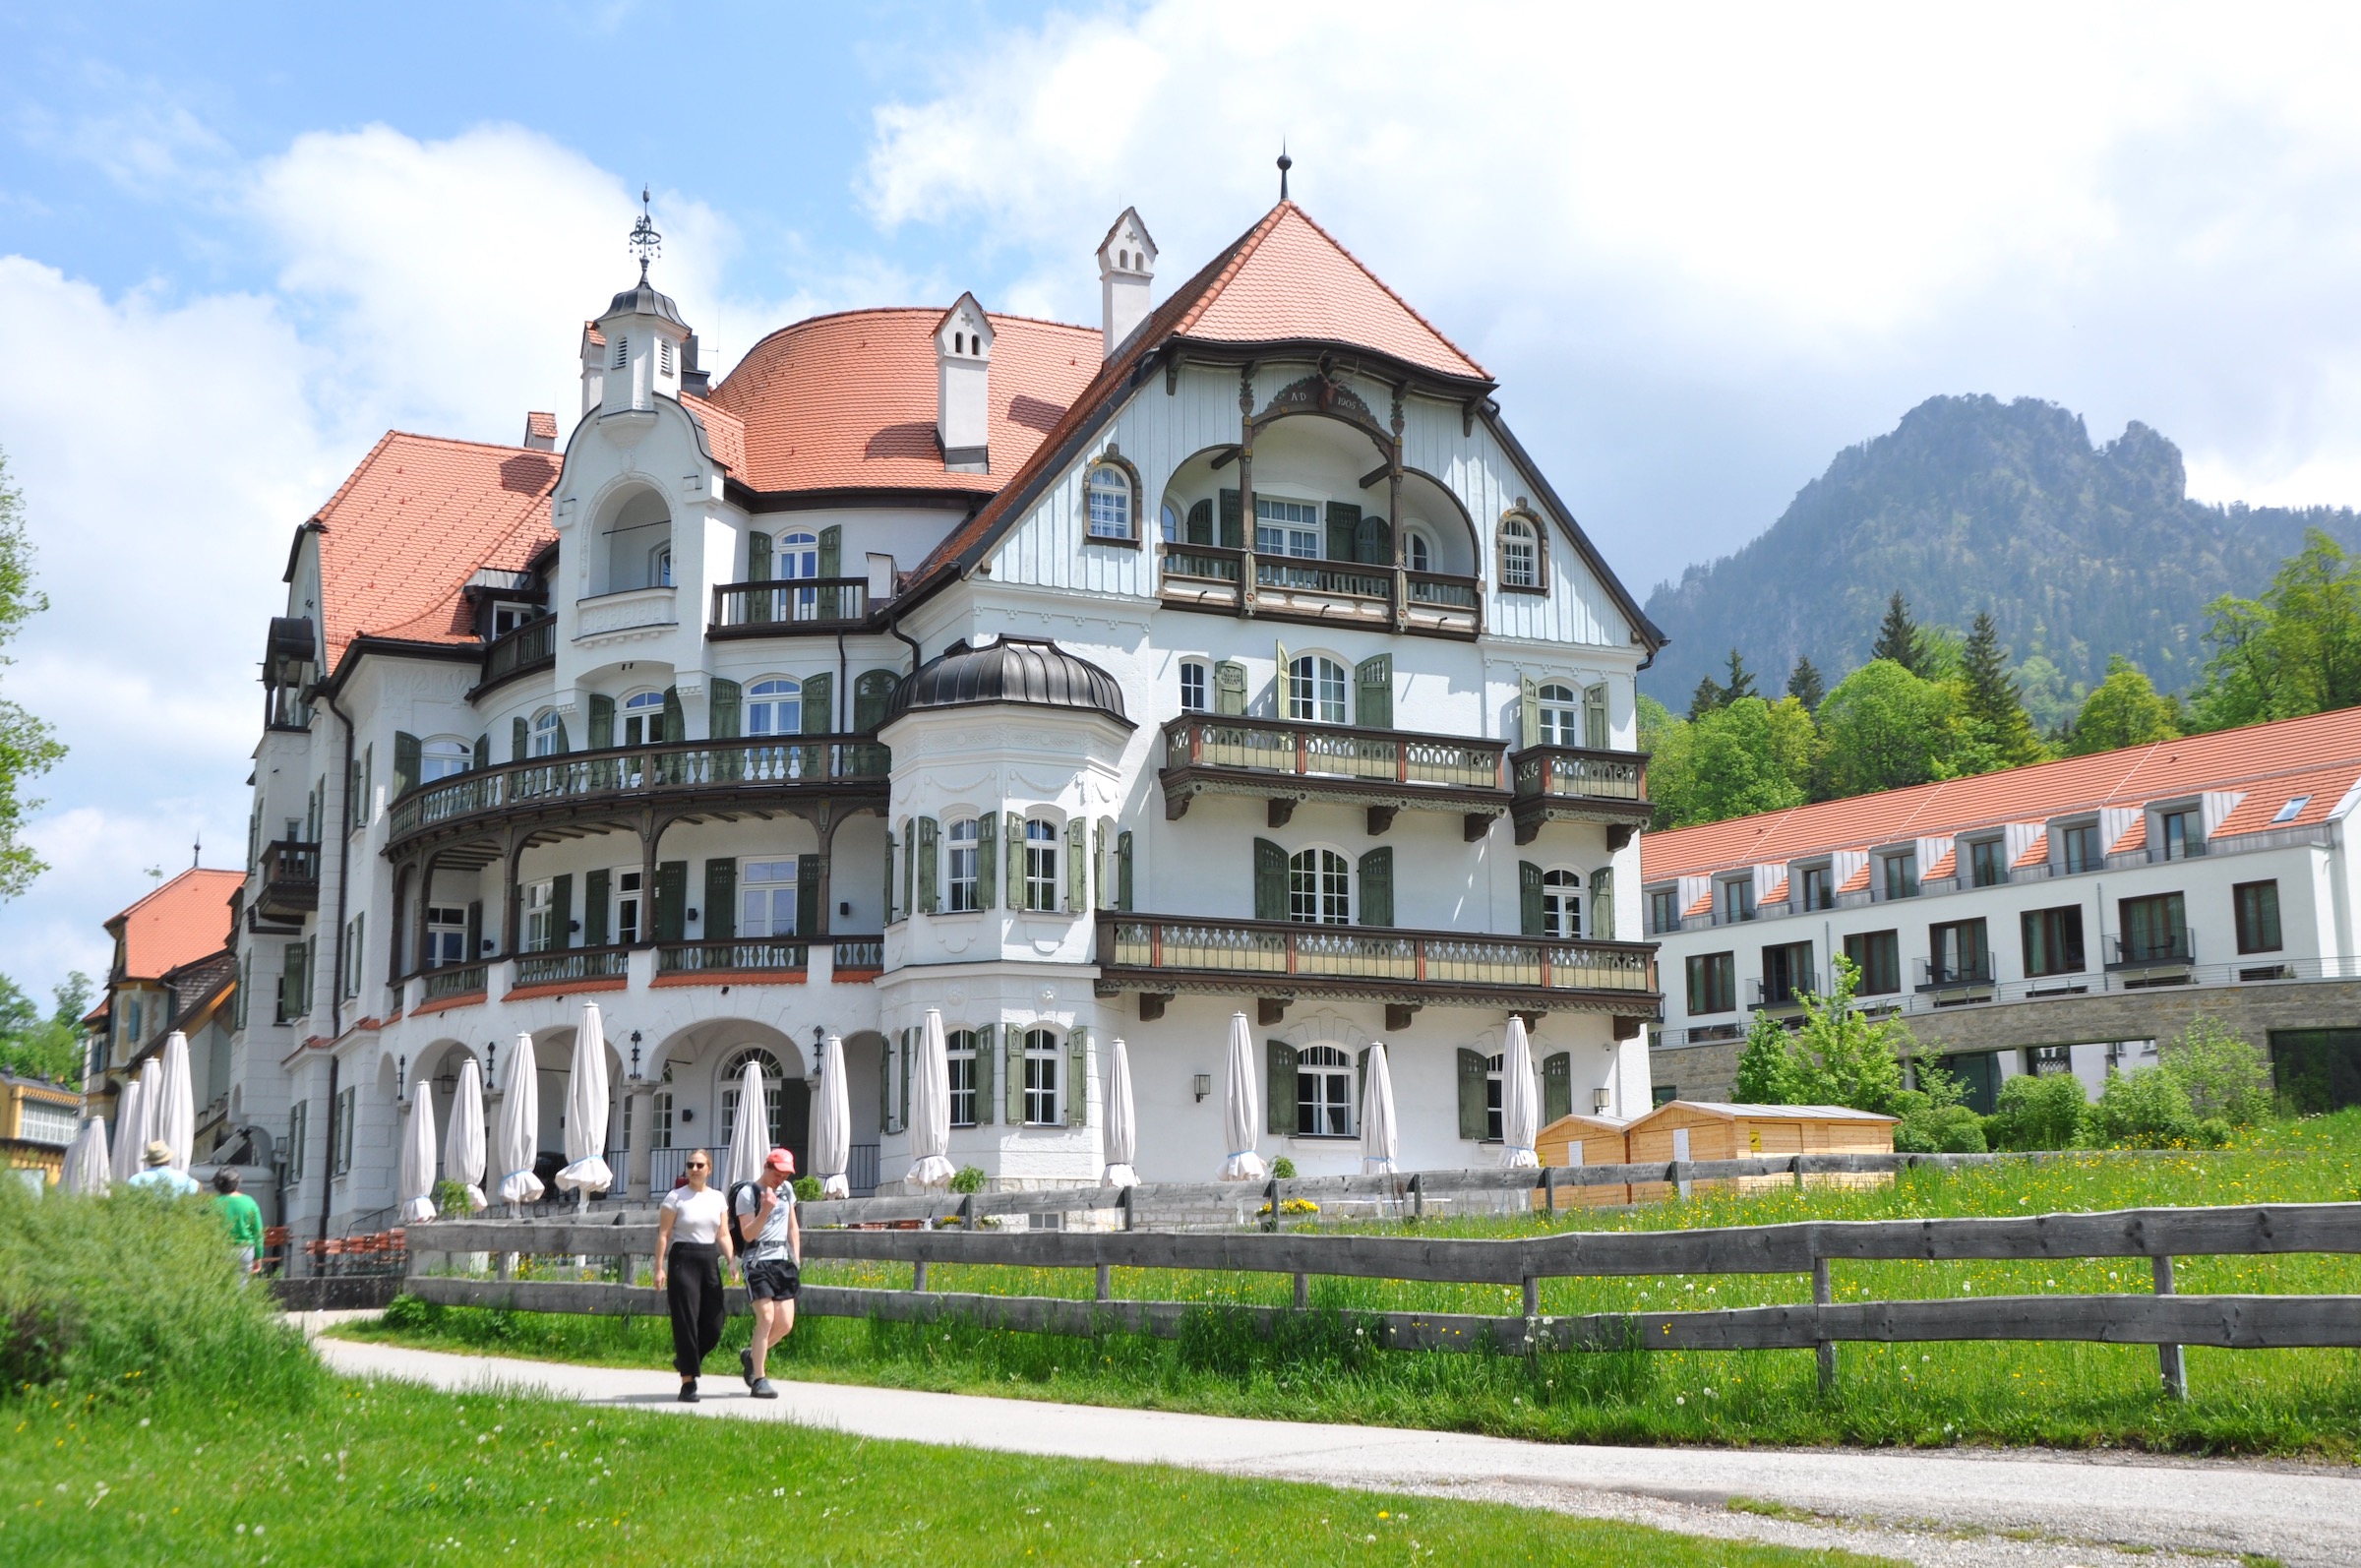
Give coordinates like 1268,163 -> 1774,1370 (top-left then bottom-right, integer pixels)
1499,516 -> 1540,589
490,601 -> 537,637
1023,1027 -> 1060,1124
531,709 -> 560,757
740,860 -> 799,937
426,905 -> 466,967
1160,502 -> 1180,543
651,1062 -> 674,1149
947,1028 -> 979,1126
1287,655 -> 1348,724
1541,870 -> 1583,938
1484,1054 -> 1505,1141
1254,497 -> 1320,559
1085,464 -> 1133,539
1537,684 -> 1579,745
1296,1045 -> 1354,1137
1023,818 -> 1059,912
720,1048 -> 785,1151
945,819 -> 980,912
650,544 -> 673,588
1404,526 -> 1432,573
1179,660 -> 1210,713
778,530 -> 820,619
524,880 -> 555,952
746,678 -> 802,737
621,691 -> 666,746
1288,847 -> 1351,926
421,738 -> 469,782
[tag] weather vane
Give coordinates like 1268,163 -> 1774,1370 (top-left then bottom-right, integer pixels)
629,185 -> 661,281
1277,145 -> 1292,201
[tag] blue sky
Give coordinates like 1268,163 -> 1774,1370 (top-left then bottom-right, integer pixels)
10,1 -> 2361,989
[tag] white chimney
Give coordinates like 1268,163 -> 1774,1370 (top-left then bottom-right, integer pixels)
1096,207 -> 1158,357
935,292 -> 993,474
522,411 -> 557,452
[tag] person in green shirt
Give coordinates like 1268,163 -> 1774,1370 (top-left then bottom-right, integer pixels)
211,1167 -> 264,1284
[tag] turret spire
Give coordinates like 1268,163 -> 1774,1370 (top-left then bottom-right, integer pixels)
1277,145 -> 1292,202
629,185 -> 661,282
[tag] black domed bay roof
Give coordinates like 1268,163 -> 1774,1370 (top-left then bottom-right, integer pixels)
606,277 -> 688,328
885,636 -> 1129,727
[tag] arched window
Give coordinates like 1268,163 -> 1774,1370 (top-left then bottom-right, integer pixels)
746,678 -> 802,737
651,1062 -> 675,1150
1404,527 -> 1432,573
720,1048 -> 786,1152
1161,501 -> 1180,543
1499,515 -> 1541,590
1287,655 -> 1348,725
946,1028 -> 979,1126
621,690 -> 666,747
530,709 -> 561,757
1022,818 -> 1059,912
1178,660 -> 1210,713
1288,848 -> 1351,926
1023,1027 -> 1061,1124
1484,1053 -> 1505,1141
1538,684 -> 1580,747
1541,869 -> 1584,939
1086,463 -> 1133,540
1296,1044 -> 1354,1136
776,530 -> 821,619
945,818 -> 980,912
421,738 -> 469,783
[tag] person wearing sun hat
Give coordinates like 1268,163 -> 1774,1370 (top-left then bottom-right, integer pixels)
126,1140 -> 199,1198
734,1147 -> 802,1399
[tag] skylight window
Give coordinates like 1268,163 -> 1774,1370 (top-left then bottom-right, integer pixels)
2272,796 -> 2312,824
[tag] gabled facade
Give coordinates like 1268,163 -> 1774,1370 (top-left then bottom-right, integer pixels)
84,867 -> 242,1158
222,198 -> 1667,1238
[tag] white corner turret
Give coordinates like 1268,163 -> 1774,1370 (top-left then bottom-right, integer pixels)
936,292 -> 994,474
1096,207 -> 1157,357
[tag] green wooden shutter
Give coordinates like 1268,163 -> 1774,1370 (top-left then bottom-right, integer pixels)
1003,1023 -> 1025,1125
1458,1049 -> 1488,1140
1275,641 -> 1289,707
883,829 -> 897,925
1218,489 -> 1243,550
974,1024 -> 995,1123
1253,838 -> 1288,922
584,869 -> 611,945
1065,1027 -> 1088,1127
748,531 -> 772,581
899,1024 -> 912,1131
1358,847 -> 1393,928
975,813 -> 998,908
817,525 -> 842,620
1590,869 -> 1615,940
1117,829 -> 1134,912
797,854 -> 819,936
660,688 -> 684,744
704,860 -> 737,941
1357,1047 -> 1370,1116
511,717 -> 527,761
802,672 -> 833,734
1355,513 -> 1391,566
878,1033 -> 892,1133
1266,1041 -> 1297,1136
1543,1052 -> 1573,1124
1584,684 -> 1609,750
1520,861 -> 1544,936
393,732 -> 420,800
708,678 -> 742,740
917,816 -> 939,913
549,874 -> 572,949
854,670 -> 897,732
1065,818 -> 1086,911
553,715 -> 570,754
1518,675 -> 1541,750
655,860 -> 688,942
473,734 -> 489,771
1095,818 -> 1115,908
588,694 -> 615,750
900,819 -> 915,924
1214,660 -> 1246,716
1325,501 -> 1362,562
1004,813 -> 1024,909
1355,654 -> 1392,730
464,901 -> 482,958
1185,498 -> 1213,545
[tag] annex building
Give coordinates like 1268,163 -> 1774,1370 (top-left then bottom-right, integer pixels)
1643,707 -> 2361,1112
211,193 -> 1665,1234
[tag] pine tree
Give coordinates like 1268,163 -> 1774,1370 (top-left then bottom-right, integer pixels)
1871,590 -> 1921,675
1961,610 -> 2044,766
1721,648 -> 1756,704
1786,654 -> 1826,713
1687,673 -> 1725,721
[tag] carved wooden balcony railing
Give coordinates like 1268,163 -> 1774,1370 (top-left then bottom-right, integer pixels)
708,578 -> 870,637
514,946 -> 631,989
254,839 -> 321,923
421,964 -> 488,1003
477,615 -> 557,692
1508,745 -> 1653,847
1160,715 -> 1510,837
657,938 -> 810,978
1156,545 -> 1481,637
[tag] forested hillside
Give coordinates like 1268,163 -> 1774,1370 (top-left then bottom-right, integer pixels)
1641,395 -> 2361,722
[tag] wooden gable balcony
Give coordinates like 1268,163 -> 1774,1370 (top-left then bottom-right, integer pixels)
1509,745 -> 1652,847
1157,545 -> 1481,638
253,840 -> 321,923
1159,715 -> 1509,838
473,615 -> 556,696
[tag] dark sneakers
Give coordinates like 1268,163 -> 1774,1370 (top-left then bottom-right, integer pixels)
740,1347 -> 757,1389
751,1378 -> 777,1400
679,1379 -> 699,1404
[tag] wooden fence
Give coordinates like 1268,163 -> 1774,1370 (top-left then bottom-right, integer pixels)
402,1164 -> 2361,1399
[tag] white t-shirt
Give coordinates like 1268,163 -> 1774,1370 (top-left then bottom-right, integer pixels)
660,1183 -> 728,1246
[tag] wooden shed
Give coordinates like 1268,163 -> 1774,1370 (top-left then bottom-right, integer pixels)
1623,1101 -> 1897,1202
1535,1113 -> 1632,1209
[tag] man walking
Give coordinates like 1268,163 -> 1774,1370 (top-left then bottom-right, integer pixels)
734,1147 -> 800,1399
127,1141 -> 198,1197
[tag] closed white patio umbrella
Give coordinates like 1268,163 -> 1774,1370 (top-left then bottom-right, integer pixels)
137,1056 -> 166,1158
1220,1011 -> 1266,1181
724,1055 -> 769,1189
903,1008 -> 955,1189
109,1076 -> 145,1187
1499,1015 -> 1541,1169
62,1116 -> 109,1195
396,1086 -> 439,1224
154,1031 -> 196,1174
1101,1036 -> 1138,1187
554,1001 -> 613,1201
444,1055 -> 488,1212
813,1033 -> 852,1200
1360,1042 -> 1399,1176
493,1031 -> 544,1208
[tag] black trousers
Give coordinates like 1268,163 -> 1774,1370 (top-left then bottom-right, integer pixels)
666,1242 -> 725,1377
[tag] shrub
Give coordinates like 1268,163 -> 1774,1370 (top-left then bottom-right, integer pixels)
948,1165 -> 988,1194
1986,1072 -> 2088,1151
792,1175 -> 822,1203
1269,1157 -> 1298,1179
2161,1017 -> 2272,1125
1894,1103 -> 1987,1154
432,1177 -> 476,1217
2094,1065 -> 2205,1148
0,1179 -> 317,1408
1728,957 -> 1913,1114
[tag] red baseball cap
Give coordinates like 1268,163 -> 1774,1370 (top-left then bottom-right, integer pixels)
763,1148 -> 796,1175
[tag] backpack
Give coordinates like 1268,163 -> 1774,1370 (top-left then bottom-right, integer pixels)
727,1181 -> 764,1251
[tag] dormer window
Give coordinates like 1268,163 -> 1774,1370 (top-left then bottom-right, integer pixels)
1498,513 -> 1542,590
490,601 -> 536,637
1085,463 -> 1134,540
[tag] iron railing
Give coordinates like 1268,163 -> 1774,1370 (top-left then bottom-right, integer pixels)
2111,932 -> 2198,970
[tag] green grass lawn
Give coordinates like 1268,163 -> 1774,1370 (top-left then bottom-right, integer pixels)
346,1113 -> 2361,1458
0,1381 -> 1889,1567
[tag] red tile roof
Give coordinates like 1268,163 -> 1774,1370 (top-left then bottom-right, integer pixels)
310,433 -> 559,667
705,309 -> 1102,495
105,868 -> 242,980
1642,706 -> 2361,883
524,411 -> 558,443
682,393 -> 746,475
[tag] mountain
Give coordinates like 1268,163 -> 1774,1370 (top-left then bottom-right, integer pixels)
1639,395 -> 2361,719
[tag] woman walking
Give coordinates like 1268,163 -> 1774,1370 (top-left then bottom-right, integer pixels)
652,1149 -> 734,1401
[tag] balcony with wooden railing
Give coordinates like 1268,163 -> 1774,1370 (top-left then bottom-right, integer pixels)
1157,545 -> 1480,637
708,578 -> 870,637
1159,716 -> 1510,837
1096,912 -> 1660,1023
253,840 -> 321,923
1509,745 -> 1653,846
475,615 -> 556,693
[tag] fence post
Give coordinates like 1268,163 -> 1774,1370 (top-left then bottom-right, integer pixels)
1097,1263 -> 1112,1302
1411,1172 -> 1424,1222
1792,1154 -> 1807,1191
1294,1272 -> 1309,1310
2153,1254 -> 2187,1401
1811,1256 -> 1835,1394
1541,1165 -> 1556,1217
913,1254 -> 929,1294
959,1193 -> 976,1231
1120,1184 -> 1136,1233
1522,1274 -> 1540,1319
1264,1176 -> 1281,1234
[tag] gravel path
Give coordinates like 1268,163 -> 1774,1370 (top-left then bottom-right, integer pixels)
310,1330 -> 2360,1566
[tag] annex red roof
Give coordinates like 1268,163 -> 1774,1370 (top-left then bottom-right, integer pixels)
706,309 -> 1102,495
105,869 -> 242,981
1641,706 -> 2361,883
310,433 -> 559,667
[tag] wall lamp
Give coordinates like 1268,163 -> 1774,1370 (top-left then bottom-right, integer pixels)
1192,1073 -> 1212,1103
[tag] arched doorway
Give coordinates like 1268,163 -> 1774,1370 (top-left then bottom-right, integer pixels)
719,1045 -> 810,1181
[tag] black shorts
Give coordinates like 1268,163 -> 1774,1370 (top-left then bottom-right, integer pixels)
746,1256 -> 800,1300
